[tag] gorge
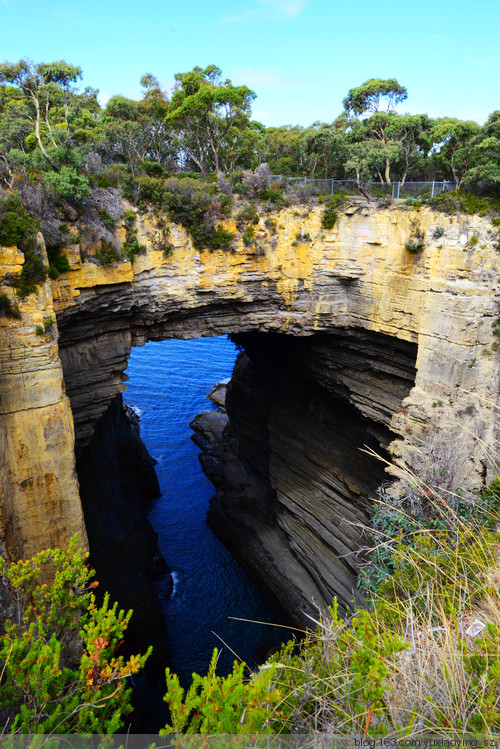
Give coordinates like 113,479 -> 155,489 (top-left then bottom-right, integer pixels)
1,198 -> 499,636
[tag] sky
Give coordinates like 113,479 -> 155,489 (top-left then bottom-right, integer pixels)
0,0 -> 499,127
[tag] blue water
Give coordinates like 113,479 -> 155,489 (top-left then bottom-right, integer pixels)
123,336 -> 285,686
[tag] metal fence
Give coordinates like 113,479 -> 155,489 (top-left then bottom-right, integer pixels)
269,176 -> 456,199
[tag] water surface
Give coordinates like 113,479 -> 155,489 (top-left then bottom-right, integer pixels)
124,336 -> 285,686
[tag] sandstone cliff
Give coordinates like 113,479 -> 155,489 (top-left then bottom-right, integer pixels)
1,199 -> 499,620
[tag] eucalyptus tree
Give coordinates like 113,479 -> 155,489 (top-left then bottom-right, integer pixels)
343,78 -> 408,117
0,59 -> 82,164
431,117 -> 481,187
165,65 -> 256,175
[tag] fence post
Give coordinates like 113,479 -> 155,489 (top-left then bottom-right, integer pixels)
397,182 -> 400,199
331,179 -> 334,195
304,176 -> 307,185
431,181 -> 435,199
392,182 -> 395,198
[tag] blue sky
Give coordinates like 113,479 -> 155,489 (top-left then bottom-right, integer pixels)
1,0 -> 498,127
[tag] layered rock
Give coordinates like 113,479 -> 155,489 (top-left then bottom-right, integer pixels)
0,239 -> 86,559
1,199 -> 499,616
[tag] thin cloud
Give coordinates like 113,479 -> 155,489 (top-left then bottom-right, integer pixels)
232,68 -> 310,89
222,0 -> 309,22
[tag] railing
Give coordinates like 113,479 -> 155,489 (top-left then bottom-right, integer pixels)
269,176 -> 456,199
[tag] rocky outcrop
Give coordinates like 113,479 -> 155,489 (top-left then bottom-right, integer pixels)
203,330 -> 417,624
0,239 -> 86,560
1,200 -> 499,623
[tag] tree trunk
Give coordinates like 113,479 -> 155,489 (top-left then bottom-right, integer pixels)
385,158 -> 391,183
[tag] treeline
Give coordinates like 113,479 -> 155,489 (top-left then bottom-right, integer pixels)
0,61 -> 499,201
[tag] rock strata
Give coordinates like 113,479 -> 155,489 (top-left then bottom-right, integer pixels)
1,201 -> 499,624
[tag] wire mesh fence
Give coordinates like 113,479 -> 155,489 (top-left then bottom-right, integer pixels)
269,176 -> 456,199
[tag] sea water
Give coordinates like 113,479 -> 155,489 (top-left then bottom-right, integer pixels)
123,336 -> 285,687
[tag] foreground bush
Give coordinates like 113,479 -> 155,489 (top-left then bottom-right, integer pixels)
162,480 -> 500,738
0,537 -> 150,734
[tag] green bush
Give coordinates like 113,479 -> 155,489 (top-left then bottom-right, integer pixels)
162,648 -> 280,734
163,178 -> 233,251
15,250 -> 48,299
0,293 -> 21,319
134,175 -> 164,203
47,245 -> 71,278
236,203 -> 259,229
0,195 -> 40,250
0,537 -> 150,733
322,199 -> 339,229
95,240 -> 120,266
45,167 -> 91,203
429,190 -> 500,216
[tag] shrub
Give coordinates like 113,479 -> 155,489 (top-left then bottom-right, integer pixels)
0,537 -> 150,733
162,648 -> 280,734
0,293 -> 21,319
0,195 -> 40,250
15,250 -> 48,299
45,167 -> 91,203
95,240 -> 120,266
429,190 -> 500,216
236,203 -> 259,229
133,175 -> 164,203
47,245 -> 71,279
322,199 -> 338,229
163,178 -> 233,251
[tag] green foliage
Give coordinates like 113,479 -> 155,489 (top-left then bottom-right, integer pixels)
376,528 -> 499,626
0,195 -> 40,249
161,648 -> 280,734
162,177 -> 233,251
0,293 -> 21,318
236,203 -> 259,228
429,190 -> 500,216
0,537 -> 150,733
47,245 -> 71,278
343,78 -> 408,117
321,198 -> 339,229
242,224 -> 256,246
35,317 -> 53,336
95,240 -> 120,266
133,175 -> 164,203
98,207 -> 117,230
405,239 -> 425,253
15,249 -> 48,299
45,167 -> 91,203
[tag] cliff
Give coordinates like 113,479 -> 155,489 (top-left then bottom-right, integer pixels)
1,198 -> 499,618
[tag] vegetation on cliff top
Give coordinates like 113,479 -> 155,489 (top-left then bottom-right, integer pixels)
0,63 -> 499,292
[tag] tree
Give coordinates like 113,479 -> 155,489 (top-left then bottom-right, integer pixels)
0,59 -> 82,164
343,78 -> 408,118
431,117 -> 481,187
165,65 -> 256,175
